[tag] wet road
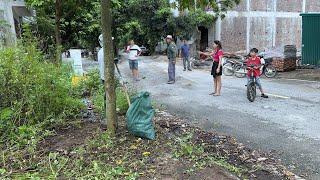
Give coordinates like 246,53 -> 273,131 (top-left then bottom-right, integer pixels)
117,57 -> 320,179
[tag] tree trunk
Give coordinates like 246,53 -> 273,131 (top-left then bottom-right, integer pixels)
55,0 -> 62,64
101,0 -> 117,135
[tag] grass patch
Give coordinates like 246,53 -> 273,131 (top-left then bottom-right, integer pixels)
173,133 -> 248,178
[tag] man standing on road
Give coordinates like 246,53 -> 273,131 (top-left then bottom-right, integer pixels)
126,40 -> 141,81
180,39 -> 191,71
166,35 -> 177,84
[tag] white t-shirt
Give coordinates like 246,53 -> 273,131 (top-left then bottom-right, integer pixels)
127,45 -> 141,60
98,48 -> 105,80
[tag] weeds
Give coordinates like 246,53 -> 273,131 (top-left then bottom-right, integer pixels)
0,43 -> 85,148
173,133 -> 247,178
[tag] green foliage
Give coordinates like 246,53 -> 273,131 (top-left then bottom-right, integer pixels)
116,87 -> 130,115
175,0 -> 241,15
173,133 -> 247,177
92,84 -> 130,115
7,131 -> 138,179
87,131 -> 114,150
72,70 -> 101,97
24,0 -> 240,58
173,133 -> 204,159
78,71 -> 130,115
174,9 -> 216,39
113,0 -> 219,49
26,0 -> 101,55
0,42 -> 84,147
92,85 -> 105,114
113,0 -> 172,49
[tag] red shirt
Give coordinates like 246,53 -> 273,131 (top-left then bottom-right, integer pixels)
246,56 -> 261,77
211,49 -> 223,63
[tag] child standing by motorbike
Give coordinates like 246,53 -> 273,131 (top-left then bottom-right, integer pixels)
246,48 -> 269,98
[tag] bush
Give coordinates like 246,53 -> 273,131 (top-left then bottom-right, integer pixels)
92,85 -> 130,116
72,70 -> 101,98
0,43 -> 84,146
87,74 -> 130,115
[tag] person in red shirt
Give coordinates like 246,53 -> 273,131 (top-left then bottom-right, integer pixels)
199,40 -> 223,96
246,48 -> 268,98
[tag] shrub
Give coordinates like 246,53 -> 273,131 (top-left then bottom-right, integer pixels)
0,43 -> 84,146
91,84 -> 130,116
72,70 -> 101,98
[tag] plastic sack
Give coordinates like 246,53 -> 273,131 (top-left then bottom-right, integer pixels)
126,92 -> 155,140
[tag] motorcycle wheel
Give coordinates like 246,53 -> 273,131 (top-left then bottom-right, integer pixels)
223,63 -> 234,76
264,65 -> 277,78
247,82 -> 256,102
191,61 -> 197,69
234,65 -> 246,78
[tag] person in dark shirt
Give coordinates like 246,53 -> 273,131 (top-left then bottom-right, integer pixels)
180,40 -> 191,71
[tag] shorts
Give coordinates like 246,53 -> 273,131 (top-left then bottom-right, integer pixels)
247,76 -> 262,89
129,60 -> 138,70
211,61 -> 222,78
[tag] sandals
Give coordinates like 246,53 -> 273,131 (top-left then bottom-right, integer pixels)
209,92 -> 221,96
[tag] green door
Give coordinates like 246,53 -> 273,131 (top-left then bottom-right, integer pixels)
301,13 -> 320,66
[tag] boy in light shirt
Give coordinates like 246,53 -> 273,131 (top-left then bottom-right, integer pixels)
126,40 -> 142,81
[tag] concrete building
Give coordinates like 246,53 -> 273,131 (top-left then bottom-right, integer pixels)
204,0 -> 320,53
0,0 -> 32,47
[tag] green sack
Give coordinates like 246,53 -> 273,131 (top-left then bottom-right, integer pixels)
126,92 -> 155,140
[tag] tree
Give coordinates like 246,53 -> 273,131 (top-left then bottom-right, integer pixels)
55,0 -> 62,64
26,0 -> 100,61
25,0 -> 64,63
176,0 -> 241,15
101,0 -> 117,135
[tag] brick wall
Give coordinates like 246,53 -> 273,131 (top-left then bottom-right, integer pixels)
215,0 -> 317,53
251,0 -> 274,11
232,0 -> 247,11
277,0 -> 303,12
275,18 -> 302,49
306,0 -> 320,12
249,17 -> 273,51
220,17 -> 247,52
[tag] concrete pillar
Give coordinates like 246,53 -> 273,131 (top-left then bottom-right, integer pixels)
302,0 -> 306,12
214,0 -> 222,41
272,0 -> 277,47
208,23 -> 215,46
0,1 -> 16,45
246,0 -> 251,52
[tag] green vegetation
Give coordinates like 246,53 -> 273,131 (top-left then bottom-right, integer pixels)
0,42 -> 84,148
24,0 -> 239,57
5,131 -> 139,179
173,133 -> 247,177
0,42 -> 133,179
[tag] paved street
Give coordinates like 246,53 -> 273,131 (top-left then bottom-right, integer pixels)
117,56 -> 320,179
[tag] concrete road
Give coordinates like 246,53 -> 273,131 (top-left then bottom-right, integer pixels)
118,57 -> 320,179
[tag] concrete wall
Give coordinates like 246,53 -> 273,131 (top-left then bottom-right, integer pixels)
0,0 -> 29,46
0,1 -> 16,46
212,0 -> 320,53
220,17 -> 247,51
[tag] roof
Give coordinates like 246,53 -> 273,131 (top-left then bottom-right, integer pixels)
300,13 -> 320,17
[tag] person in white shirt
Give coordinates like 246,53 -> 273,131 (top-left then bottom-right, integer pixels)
126,40 -> 141,81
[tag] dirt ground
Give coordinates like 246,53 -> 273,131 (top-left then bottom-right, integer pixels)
38,117 -> 239,180
277,68 -> 320,81
37,110 -> 299,180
